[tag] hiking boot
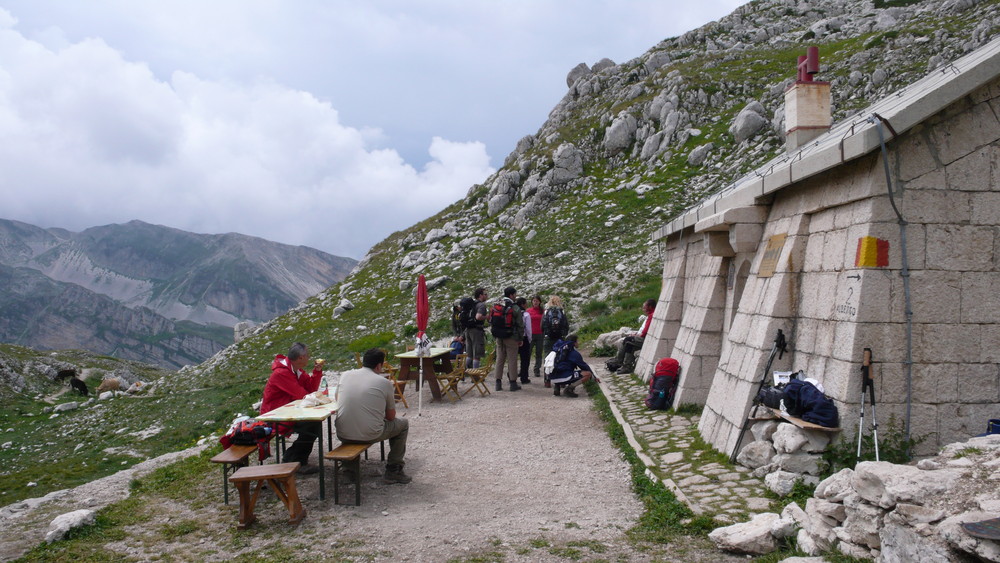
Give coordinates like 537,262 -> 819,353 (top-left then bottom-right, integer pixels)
519,377 -> 530,384
509,380 -> 521,391
383,465 -> 412,484
617,366 -> 634,375
495,379 -> 503,391
297,464 -> 320,475
563,386 -> 579,398
553,384 -> 561,396
544,380 -> 551,388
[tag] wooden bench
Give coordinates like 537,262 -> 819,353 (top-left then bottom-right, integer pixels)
210,444 -> 258,505
324,441 -> 385,506
229,462 -> 306,529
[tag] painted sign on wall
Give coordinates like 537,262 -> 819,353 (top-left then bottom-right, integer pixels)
855,236 -> 889,267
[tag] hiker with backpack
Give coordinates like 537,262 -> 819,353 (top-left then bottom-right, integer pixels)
548,334 -> 592,398
461,288 -> 490,369
527,295 -> 545,379
541,295 -> 570,388
492,286 -> 525,392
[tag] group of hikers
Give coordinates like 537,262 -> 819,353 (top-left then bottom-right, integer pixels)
254,290 -> 658,485
451,286 -> 592,398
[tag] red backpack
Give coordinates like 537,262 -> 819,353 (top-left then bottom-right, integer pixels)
490,300 -> 515,338
645,358 -> 680,410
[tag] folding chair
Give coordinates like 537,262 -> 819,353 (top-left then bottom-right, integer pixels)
436,354 -> 465,402
462,350 -> 495,397
384,360 -> 409,408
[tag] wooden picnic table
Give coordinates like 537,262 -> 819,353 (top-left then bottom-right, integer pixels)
257,396 -> 339,500
395,347 -> 453,401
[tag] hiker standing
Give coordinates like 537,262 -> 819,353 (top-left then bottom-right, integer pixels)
527,295 -> 545,379
492,286 -> 524,392
516,297 -> 532,385
462,288 -> 490,369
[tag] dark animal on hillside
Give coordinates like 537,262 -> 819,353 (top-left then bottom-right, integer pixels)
70,376 -> 89,396
56,369 -> 76,382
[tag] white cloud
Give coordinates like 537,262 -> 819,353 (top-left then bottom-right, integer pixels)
0,18 -> 494,257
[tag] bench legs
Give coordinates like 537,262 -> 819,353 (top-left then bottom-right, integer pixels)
333,456 -> 363,506
233,475 -> 306,529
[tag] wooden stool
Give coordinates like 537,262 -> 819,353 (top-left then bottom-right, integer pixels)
210,444 -> 257,505
229,462 -> 306,529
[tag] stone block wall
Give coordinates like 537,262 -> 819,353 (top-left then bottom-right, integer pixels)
646,73 -> 1000,457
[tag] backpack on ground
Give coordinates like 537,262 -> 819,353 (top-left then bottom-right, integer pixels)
645,358 -> 680,410
490,300 -> 515,338
543,307 -> 568,339
459,297 -> 479,329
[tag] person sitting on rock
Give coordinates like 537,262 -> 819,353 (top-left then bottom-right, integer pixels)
549,334 -> 592,398
613,298 -> 656,375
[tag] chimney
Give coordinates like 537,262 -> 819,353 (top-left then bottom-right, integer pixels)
784,46 -> 831,151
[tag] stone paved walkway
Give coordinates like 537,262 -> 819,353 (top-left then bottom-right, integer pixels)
593,362 -> 773,523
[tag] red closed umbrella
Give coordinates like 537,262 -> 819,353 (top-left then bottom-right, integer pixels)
415,275 -> 431,414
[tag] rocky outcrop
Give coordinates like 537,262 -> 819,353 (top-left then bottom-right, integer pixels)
713,433 -> 1000,561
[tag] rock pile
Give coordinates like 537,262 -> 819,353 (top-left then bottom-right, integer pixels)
735,420 -> 833,495
711,433 -> 1000,561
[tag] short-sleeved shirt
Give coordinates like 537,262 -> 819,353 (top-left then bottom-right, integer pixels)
334,367 -> 394,442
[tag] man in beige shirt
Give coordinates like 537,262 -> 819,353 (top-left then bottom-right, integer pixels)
335,348 -> 411,484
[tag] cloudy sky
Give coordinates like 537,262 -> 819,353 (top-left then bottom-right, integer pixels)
0,1 -> 744,258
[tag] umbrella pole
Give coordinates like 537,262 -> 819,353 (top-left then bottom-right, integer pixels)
418,359 -> 424,416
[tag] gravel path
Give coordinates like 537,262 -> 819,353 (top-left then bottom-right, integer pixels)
0,366 -> 744,562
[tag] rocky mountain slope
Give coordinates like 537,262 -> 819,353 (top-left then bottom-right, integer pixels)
183,0 -> 1000,382
0,219 -> 356,368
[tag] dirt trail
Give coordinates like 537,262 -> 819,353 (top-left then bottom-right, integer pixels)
1,366 -> 742,562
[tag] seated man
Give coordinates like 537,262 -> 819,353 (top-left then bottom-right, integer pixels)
335,348 -> 412,484
449,335 -> 465,359
614,298 -> 656,374
261,342 -> 324,474
549,334 -> 592,398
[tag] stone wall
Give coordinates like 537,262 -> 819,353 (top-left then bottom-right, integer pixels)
643,72 -> 1000,456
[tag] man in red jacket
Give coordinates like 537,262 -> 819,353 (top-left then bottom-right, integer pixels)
261,342 -> 324,474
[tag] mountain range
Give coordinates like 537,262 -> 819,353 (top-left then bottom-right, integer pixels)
0,219 -> 356,368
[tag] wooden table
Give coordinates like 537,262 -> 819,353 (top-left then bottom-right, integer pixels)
395,347 -> 453,401
257,397 -> 338,499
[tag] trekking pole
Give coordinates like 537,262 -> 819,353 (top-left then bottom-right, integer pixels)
855,348 -> 880,462
729,329 -> 787,464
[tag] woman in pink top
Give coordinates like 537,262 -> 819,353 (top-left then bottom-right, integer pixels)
527,295 -> 545,378
614,299 -> 656,375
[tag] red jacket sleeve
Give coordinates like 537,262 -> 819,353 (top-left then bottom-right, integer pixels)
303,368 -> 323,393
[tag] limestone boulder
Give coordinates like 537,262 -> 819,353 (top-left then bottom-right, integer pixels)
604,113 -> 638,155
773,452 -> 823,475
737,440 -> 776,469
728,101 -> 769,144
687,143 -> 713,166
771,501 -> 808,539
838,495 -> 886,549
45,509 -> 95,542
591,57 -> 616,73
751,420 -> 780,442
550,143 -> 584,185
765,470 -> 809,496
852,461 -> 962,509
708,512 -> 779,555
879,510 -> 953,563
54,402 -> 79,413
565,62 -> 591,87
815,468 -> 854,502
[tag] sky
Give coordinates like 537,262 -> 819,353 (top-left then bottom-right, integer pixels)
0,1 -> 745,259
